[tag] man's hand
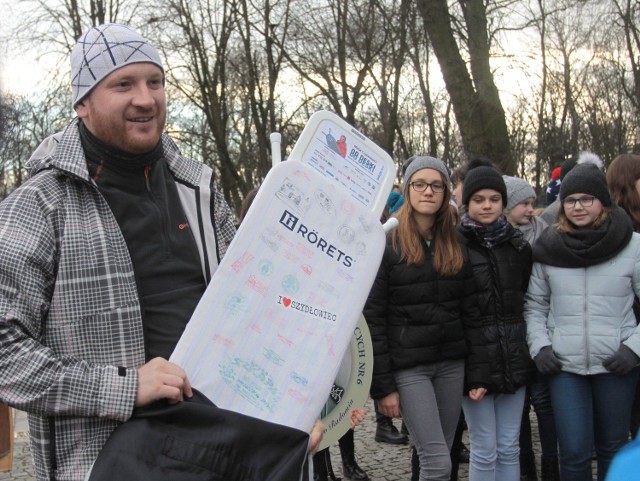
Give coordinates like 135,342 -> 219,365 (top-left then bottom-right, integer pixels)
377,392 -> 401,418
308,420 -> 325,454
135,357 -> 193,407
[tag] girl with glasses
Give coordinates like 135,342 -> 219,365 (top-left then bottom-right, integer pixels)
525,163 -> 640,481
364,156 -> 480,481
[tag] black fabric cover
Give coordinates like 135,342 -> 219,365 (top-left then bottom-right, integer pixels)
89,390 -> 310,481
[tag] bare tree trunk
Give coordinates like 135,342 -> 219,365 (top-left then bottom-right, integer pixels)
614,0 -> 640,151
162,0 -> 245,210
280,0 -> 386,128
236,0 -> 275,182
416,0 -> 513,173
407,0 -> 438,158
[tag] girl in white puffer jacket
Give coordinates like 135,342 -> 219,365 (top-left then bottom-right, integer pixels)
524,163 -> 640,481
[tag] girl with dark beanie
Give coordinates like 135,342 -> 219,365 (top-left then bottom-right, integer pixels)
525,162 -> 640,481
457,159 -> 535,481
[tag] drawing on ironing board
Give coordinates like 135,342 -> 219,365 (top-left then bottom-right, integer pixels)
171,160 -> 385,432
323,129 -> 348,158
315,189 -> 336,217
275,179 -> 312,215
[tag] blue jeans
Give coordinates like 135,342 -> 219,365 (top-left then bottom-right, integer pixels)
548,370 -> 639,481
395,360 -> 465,481
462,386 -> 525,481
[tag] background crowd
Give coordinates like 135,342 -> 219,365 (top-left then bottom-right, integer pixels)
325,151 -> 640,481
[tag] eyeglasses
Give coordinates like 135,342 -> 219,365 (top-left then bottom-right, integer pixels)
562,196 -> 596,208
410,181 -> 446,193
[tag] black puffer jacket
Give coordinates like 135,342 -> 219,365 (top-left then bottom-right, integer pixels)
457,224 -> 535,394
364,234 -> 480,399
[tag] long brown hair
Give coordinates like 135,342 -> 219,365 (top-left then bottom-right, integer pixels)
607,154 -> 640,232
392,175 -> 464,276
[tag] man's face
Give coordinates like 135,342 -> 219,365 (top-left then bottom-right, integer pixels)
75,63 -> 166,155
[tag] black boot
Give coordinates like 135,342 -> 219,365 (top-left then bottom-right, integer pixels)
401,420 -> 410,436
375,416 -> 409,444
411,446 -> 420,481
457,443 -> 470,464
339,430 -> 369,481
313,448 -> 341,481
520,450 -> 538,481
450,457 -> 459,481
450,411 -> 466,480
540,458 -> 560,481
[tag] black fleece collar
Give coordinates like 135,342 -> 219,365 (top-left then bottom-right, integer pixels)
79,121 -> 163,172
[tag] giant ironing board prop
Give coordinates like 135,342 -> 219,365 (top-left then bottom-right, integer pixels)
171,111 -> 394,434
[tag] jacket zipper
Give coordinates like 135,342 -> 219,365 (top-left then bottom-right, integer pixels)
584,267 -> 590,372
144,165 -> 171,258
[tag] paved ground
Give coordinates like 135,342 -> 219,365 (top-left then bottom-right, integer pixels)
2,398 -> 599,480
330,398 -> 472,481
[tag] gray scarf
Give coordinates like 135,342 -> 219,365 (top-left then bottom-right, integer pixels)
532,205 -> 633,267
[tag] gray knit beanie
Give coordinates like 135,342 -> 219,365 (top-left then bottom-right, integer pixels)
70,23 -> 164,108
503,175 -> 536,212
559,163 -> 611,207
402,156 -> 451,195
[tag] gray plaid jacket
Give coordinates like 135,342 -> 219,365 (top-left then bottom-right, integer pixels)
0,119 -> 236,480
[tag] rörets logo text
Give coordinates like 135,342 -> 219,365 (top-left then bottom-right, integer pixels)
279,210 -> 354,267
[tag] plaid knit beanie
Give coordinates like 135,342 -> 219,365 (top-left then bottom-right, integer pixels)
71,23 -> 164,108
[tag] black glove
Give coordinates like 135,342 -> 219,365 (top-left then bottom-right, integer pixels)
603,345 -> 640,375
534,346 -> 562,375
